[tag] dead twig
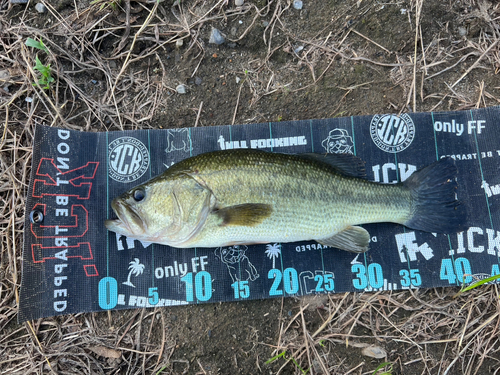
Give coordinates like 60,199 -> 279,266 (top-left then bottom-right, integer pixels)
451,40 -> 498,88
194,101 -> 203,127
351,28 -> 391,54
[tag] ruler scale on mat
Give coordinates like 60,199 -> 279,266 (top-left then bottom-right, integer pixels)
19,108 -> 500,322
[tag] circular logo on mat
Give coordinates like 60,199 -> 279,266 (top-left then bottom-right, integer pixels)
108,137 -> 149,183
370,114 -> 415,153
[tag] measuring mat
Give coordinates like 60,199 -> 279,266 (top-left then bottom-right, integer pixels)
20,107 -> 500,322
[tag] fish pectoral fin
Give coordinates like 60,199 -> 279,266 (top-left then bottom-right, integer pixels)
214,203 -> 273,227
317,226 -> 370,253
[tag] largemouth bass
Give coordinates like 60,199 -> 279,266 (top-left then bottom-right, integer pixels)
105,150 -> 467,253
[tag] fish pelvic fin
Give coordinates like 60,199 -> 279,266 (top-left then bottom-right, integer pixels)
403,157 -> 468,233
317,226 -> 370,253
214,203 -> 273,227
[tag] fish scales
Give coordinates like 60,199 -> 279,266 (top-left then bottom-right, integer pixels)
105,149 -> 466,253
156,150 -> 410,247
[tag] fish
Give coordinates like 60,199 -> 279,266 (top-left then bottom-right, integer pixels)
105,149 -> 467,253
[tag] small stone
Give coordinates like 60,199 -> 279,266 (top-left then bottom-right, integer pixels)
458,27 -> 467,37
176,84 -> 187,94
361,345 -> 387,359
209,27 -> 225,45
176,39 -> 184,47
235,0 -> 244,5
293,0 -> 303,10
262,21 -> 269,27
235,77 -> 241,84
25,97 -> 33,103
294,46 -> 304,54
195,77 -> 202,85
35,3 -> 47,13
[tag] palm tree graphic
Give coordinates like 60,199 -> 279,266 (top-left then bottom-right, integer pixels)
265,243 -> 281,269
123,258 -> 145,288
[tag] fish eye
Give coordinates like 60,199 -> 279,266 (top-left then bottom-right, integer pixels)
133,188 -> 146,202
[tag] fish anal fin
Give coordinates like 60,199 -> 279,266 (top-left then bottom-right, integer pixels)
317,226 -> 370,253
214,203 -> 273,227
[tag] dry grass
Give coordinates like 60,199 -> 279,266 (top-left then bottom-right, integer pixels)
270,287 -> 500,375
1,0 -> 500,374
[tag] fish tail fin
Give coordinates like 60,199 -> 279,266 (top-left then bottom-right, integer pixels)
403,157 -> 467,233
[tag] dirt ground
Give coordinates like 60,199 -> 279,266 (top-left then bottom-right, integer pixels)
1,0 -> 500,374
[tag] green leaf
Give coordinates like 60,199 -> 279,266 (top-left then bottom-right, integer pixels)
26,37 -> 48,52
155,365 -> 168,375
32,56 -> 53,89
34,57 -> 49,75
265,351 -> 285,364
265,351 -> 309,374
372,362 -> 393,375
458,273 -> 500,294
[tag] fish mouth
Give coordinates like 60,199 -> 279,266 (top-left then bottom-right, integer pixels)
105,200 -> 145,237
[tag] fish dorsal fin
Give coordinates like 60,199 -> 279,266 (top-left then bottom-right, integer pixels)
317,226 -> 370,253
214,203 -> 273,227
299,153 -> 366,179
